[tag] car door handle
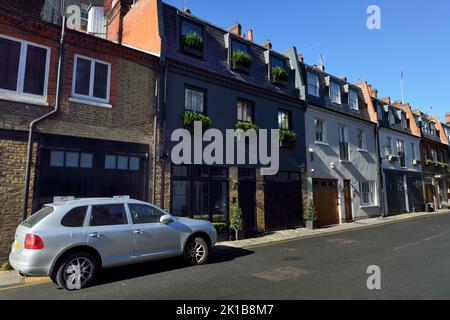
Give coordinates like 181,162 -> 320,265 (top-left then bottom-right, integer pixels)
89,232 -> 101,238
133,230 -> 144,235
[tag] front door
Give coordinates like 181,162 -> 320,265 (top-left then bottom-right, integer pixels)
385,172 -> 407,215
407,175 -> 424,212
127,203 -> 179,260
238,169 -> 257,234
87,204 -> 135,267
344,180 -> 353,221
313,179 -> 339,226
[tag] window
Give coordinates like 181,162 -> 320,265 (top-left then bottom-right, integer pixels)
339,125 -> 349,161
278,110 -> 290,130
72,55 -> 110,103
401,113 -> 408,129
431,149 -> 438,162
411,143 -> 416,160
105,155 -> 140,171
330,82 -> 341,104
348,90 -> 358,110
185,86 -> 205,113
271,56 -> 286,69
384,137 -> 392,156
0,35 -> 50,98
90,204 -> 127,226
129,204 -> 164,224
307,72 -> 320,97
389,112 -> 395,125
357,129 -> 366,150
315,119 -> 326,143
50,151 -> 93,169
181,19 -> 203,38
237,99 -> 254,123
232,40 -> 248,54
397,139 -> 406,167
61,206 -> 88,227
360,181 -> 375,205
22,206 -> 54,228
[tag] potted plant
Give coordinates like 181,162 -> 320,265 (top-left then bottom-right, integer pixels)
232,50 -> 253,73
230,202 -> 245,241
304,199 -> 318,230
279,129 -> 297,148
212,222 -> 230,242
181,32 -> 203,57
182,111 -> 212,131
235,121 -> 259,132
271,66 -> 288,85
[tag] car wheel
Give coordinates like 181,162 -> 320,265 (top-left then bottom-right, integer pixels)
184,237 -> 209,265
56,252 -> 98,290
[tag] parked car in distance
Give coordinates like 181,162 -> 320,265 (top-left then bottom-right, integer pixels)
9,197 -> 217,290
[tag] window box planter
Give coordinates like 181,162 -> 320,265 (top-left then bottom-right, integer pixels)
388,155 -> 400,163
232,51 -> 253,74
271,66 -> 288,86
182,111 -> 212,130
181,32 -> 204,58
235,121 -> 259,132
279,129 -> 297,149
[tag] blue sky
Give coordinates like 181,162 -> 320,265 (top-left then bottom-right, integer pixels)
164,0 -> 450,120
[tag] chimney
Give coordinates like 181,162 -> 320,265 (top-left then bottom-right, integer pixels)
446,112 -> 450,125
381,97 -> 391,104
263,40 -> 272,50
297,53 -> 304,63
247,29 -> 254,42
372,88 -> 378,98
105,0 -> 125,43
230,23 -> 242,36
340,76 -> 347,82
317,65 -> 325,71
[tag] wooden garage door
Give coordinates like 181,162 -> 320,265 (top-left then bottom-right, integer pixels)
313,179 -> 339,226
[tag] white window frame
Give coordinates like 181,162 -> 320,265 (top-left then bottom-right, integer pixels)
348,90 -> 359,110
307,72 -> 320,97
339,124 -> 349,161
357,129 -> 366,151
330,81 -> 341,105
72,54 -> 111,104
314,118 -> 327,143
0,34 -> 51,101
360,181 -> 375,206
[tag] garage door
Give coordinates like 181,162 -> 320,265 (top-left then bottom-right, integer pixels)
312,179 -> 339,226
264,172 -> 302,231
385,172 -> 407,215
406,174 -> 424,212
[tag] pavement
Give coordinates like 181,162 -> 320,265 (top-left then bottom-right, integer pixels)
1,209 -> 450,299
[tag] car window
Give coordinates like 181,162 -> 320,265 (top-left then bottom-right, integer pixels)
61,206 -> 87,227
129,204 -> 164,224
90,204 -> 127,226
22,206 -> 54,228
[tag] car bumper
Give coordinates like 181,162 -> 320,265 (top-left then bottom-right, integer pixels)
9,250 -> 52,277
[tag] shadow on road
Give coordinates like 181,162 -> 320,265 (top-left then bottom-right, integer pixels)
87,246 -> 253,288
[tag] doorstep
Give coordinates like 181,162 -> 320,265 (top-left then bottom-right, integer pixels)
217,209 -> 450,249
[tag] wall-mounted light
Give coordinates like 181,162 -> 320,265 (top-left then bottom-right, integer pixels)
309,148 -> 314,161
330,162 -> 335,169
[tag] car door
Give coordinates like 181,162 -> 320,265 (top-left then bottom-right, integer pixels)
127,203 -> 179,261
87,203 -> 135,267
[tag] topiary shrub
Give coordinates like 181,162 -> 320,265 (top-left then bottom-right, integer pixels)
304,199 -> 318,222
230,202 -> 244,232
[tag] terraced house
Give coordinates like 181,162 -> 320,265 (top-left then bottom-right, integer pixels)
359,83 -> 424,215
0,0 -> 158,261
104,0 -> 307,235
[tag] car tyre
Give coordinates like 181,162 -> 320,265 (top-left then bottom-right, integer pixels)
184,237 -> 209,265
56,252 -> 98,291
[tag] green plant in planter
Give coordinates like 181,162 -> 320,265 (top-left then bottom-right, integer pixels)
212,222 -> 230,233
271,66 -> 288,82
1,261 -> 11,271
304,199 -> 318,222
181,32 -> 203,50
235,121 -> 259,132
232,50 -> 253,68
230,202 -> 244,238
182,111 -> 212,129
279,129 -> 298,144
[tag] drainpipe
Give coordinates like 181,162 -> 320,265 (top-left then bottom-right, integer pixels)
375,122 -> 385,217
21,16 -> 66,221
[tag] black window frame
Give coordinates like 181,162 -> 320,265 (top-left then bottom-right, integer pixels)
179,17 -> 205,58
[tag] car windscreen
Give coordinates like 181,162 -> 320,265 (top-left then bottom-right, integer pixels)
21,206 -> 54,228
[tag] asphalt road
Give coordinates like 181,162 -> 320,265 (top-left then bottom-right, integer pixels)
2,212 -> 450,300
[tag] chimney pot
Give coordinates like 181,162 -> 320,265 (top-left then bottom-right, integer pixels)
381,97 -> 391,104
247,29 -> 254,42
340,76 -> 347,82
230,23 -> 242,36
445,112 -> 450,125
372,88 -> 378,98
263,40 -> 272,50
297,53 -> 304,63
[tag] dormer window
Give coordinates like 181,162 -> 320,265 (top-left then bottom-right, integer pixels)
389,111 -> 395,125
231,40 -> 252,73
330,82 -> 341,104
401,113 -> 408,129
180,19 -> 204,57
271,56 -> 288,85
307,72 -> 320,97
348,90 -> 358,110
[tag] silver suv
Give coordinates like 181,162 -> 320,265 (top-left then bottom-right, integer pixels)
9,197 -> 217,290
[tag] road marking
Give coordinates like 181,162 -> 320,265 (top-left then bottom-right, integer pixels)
0,280 -> 51,293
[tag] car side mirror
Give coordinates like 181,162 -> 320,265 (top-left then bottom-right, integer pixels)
160,215 -> 174,225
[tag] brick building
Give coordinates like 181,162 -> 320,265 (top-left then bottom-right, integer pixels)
0,2 -> 158,261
